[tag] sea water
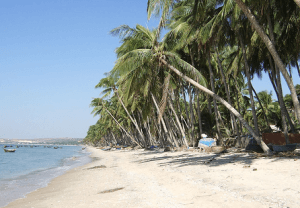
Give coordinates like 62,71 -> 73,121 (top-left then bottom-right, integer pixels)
0,144 -> 91,207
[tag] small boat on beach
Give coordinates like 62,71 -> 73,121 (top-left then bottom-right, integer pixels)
4,148 -> 16,152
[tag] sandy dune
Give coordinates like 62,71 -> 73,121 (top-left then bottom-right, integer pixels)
5,147 -> 300,208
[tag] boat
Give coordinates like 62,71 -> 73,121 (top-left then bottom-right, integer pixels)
4,149 -> 16,152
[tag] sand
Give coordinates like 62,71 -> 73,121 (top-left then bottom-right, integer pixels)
5,147 -> 300,208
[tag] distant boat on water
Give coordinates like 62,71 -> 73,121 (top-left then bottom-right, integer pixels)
4,149 -> 16,152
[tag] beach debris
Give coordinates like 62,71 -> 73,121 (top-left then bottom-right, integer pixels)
253,168 -> 257,171
99,187 -> 124,194
243,165 -> 250,168
164,146 -> 172,152
203,157 -> 216,164
86,165 -> 106,170
211,146 -> 226,154
102,147 -> 111,151
226,147 -> 244,153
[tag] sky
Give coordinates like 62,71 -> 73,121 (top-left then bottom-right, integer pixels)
0,0 -> 299,139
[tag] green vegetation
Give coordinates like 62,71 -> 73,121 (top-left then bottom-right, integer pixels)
84,0 -> 300,154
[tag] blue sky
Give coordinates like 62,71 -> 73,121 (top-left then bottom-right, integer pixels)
0,1 -> 299,139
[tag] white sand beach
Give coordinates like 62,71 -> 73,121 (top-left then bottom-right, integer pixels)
5,147 -> 300,208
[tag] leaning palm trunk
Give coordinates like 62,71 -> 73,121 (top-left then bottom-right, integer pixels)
115,91 -> 146,144
160,58 -> 271,154
235,0 -> 300,122
103,106 -> 141,147
151,93 -> 179,147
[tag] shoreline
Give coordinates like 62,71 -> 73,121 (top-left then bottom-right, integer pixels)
1,146 -> 91,208
5,147 -> 300,208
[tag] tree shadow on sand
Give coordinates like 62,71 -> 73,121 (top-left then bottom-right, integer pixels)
133,150 -> 300,168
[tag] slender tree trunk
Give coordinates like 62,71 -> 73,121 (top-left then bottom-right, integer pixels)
235,0 -> 300,122
234,89 -> 242,147
175,89 -> 185,131
216,50 -> 240,139
196,90 -> 203,140
153,116 -> 164,147
182,86 -> 190,126
207,96 -> 213,136
158,72 -> 171,123
289,64 -> 293,79
188,84 -> 196,147
182,85 -> 192,143
146,117 -> 155,146
251,84 -> 272,132
151,93 -> 179,147
103,106 -> 141,147
207,97 -> 212,115
160,58 -> 271,154
233,78 -> 243,134
267,7 -> 295,134
207,51 -> 222,142
111,131 -> 117,145
217,110 -> 226,129
268,64 -> 296,133
274,63 -> 290,144
136,111 -> 148,147
169,98 -> 189,148
238,32 -> 260,136
296,61 -> 300,77
115,91 -> 145,142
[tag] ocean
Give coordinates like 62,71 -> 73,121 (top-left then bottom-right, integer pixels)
0,144 -> 91,207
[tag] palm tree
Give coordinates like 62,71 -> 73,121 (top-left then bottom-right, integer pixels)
234,0 -> 300,122
95,76 -> 148,147
110,22 -> 271,153
90,97 -> 142,147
